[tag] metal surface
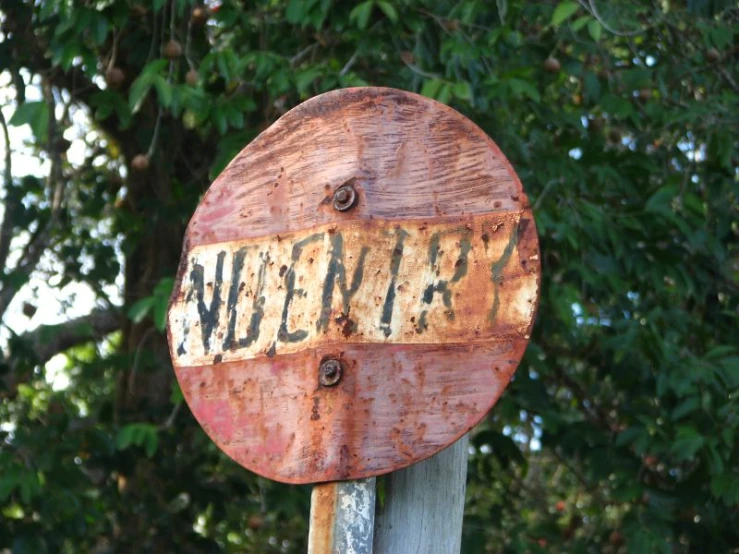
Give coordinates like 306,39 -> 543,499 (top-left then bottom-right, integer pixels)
166,87 -> 541,484
308,478 -> 376,554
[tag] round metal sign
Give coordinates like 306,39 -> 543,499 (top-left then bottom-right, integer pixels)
167,88 -> 540,484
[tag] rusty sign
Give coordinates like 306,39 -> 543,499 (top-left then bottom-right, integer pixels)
167,87 -> 540,484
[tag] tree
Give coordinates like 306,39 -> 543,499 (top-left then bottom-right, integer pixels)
0,0 -> 736,552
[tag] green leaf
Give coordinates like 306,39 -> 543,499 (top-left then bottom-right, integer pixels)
0,469 -> 19,501
11,536 -> 47,554
708,26 -> 732,49
552,1 -> 579,26
295,67 -> 322,93
140,59 -> 169,77
453,82 -> 472,101
706,443 -> 725,474
127,297 -> 154,323
436,83 -> 452,104
285,0 -> 307,24
128,60 -> 169,112
496,0 -> 508,23
376,1 -> 398,23
705,345 -> 735,362
8,101 -> 49,142
116,423 -> 158,458
420,79 -> 444,99
507,78 -> 541,103
154,277 -> 175,298
128,74 -> 154,114
93,14 -> 109,45
152,299 -> 168,332
170,381 -> 184,405
209,130 -> 257,180
143,429 -> 158,457
616,426 -> 645,447
583,72 -> 602,102
349,1 -> 374,30
227,109 -> 244,130
671,426 -> 705,460
149,277 -> 174,332
216,52 -> 233,82
152,76 -> 172,108
587,19 -> 602,42
645,184 -> 677,214
211,106 -> 228,135
671,397 -> 700,421
571,15 -> 591,31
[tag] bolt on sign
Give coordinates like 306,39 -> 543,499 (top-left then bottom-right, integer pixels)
167,87 -> 541,485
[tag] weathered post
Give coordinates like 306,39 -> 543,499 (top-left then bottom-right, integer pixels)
166,88 -> 540,552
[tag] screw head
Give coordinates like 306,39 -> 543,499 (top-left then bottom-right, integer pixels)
319,359 -> 343,387
333,184 -> 357,212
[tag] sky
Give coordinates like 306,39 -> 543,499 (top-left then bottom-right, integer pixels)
1,70 -> 122,390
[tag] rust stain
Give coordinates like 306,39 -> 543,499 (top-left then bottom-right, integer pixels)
166,87 -> 541,485
308,482 -> 338,552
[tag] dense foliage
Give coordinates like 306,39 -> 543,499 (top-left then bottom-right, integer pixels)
0,0 -> 737,552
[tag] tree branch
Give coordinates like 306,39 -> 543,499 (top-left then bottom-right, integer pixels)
0,108 -> 14,276
2,308 -> 123,397
26,308 -> 123,366
577,0 -> 653,38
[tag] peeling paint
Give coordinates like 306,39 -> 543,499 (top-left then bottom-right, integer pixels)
169,213 -> 536,367
308,479 -> 376,554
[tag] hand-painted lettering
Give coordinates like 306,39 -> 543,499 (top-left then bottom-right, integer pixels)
416,230 -> 471,332
190,250 -> 226,353
316,233 -> 369,333
168,213 -> 535,367
379,229 -> 408,337
280,234 -> 324,342
489,224 -> 518,322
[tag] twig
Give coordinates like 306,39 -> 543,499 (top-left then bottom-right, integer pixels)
44,82 -> 64,215
716,65 -> 739,93
340,51 -> 359,76
290,43 -> 317,67
158,401 -> 182,430
184,6 -> 196,70
107,27 -> 122,71
146,109 -> 164,159
148,10 -> 160,62
146,3 -> 179,161
169,0 -> 176,38
128,326 -> 157,396
577,0 -> 650,37
401,58 -> 442,79
0,108 -> 14,275
533,178 -> 562,212
550,447 -> 596,493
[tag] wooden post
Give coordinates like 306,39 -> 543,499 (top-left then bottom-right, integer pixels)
308,478 -> 376,554
374,435 -> 469,554
307,435 -> 468,554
